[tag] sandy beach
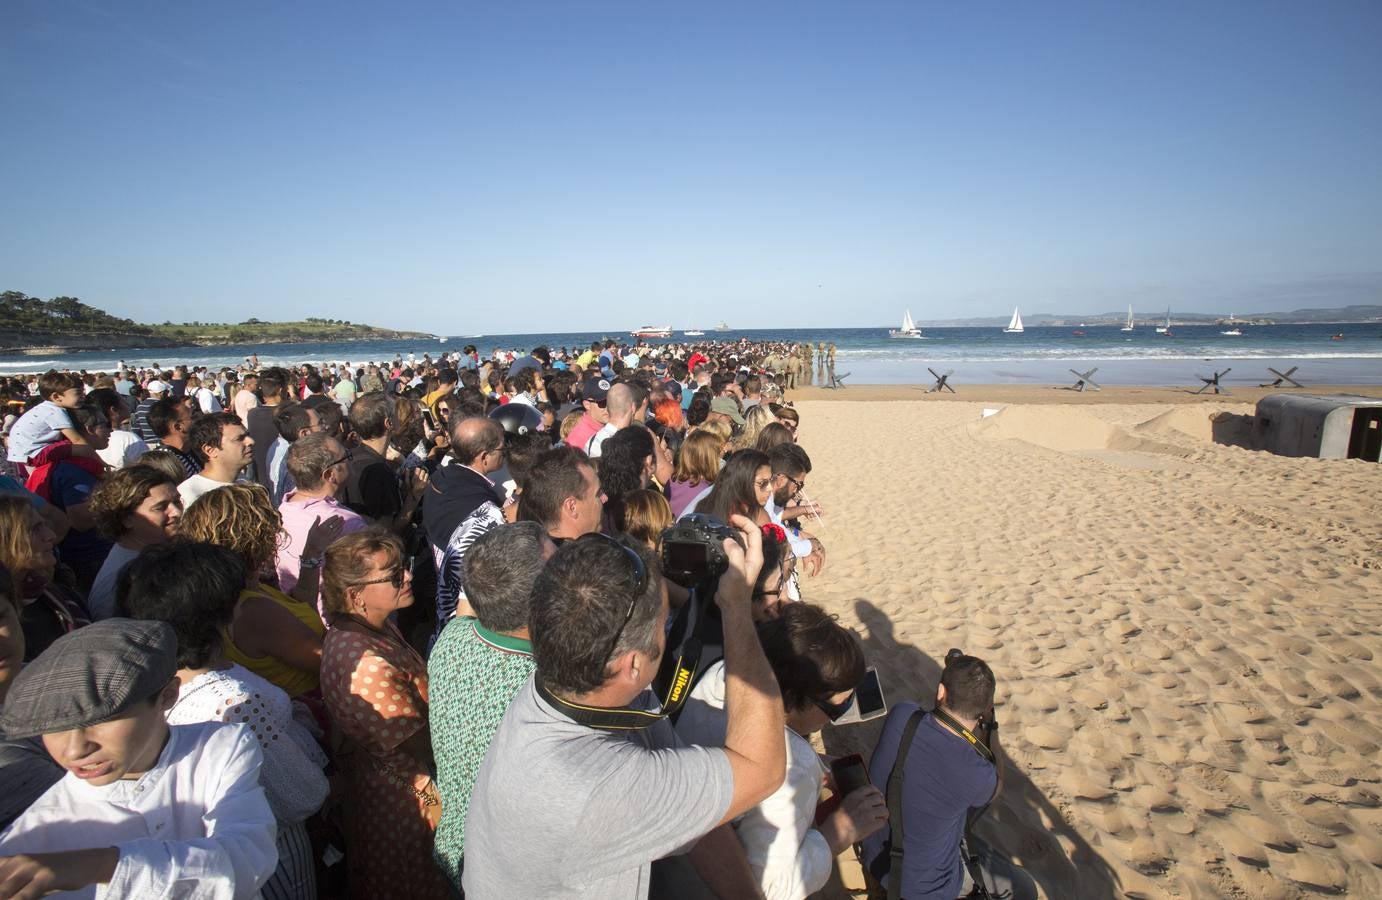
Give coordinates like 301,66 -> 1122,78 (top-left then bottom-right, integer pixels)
799,387 -> 1382,898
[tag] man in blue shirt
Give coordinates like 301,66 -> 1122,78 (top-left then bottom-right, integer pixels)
862,653 -> 1036,899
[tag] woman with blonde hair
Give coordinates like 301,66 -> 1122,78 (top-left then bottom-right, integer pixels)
667,429 -> 724,518
694,417 -> 732,446
732,404 -> 778,451
0,495 -> 88,662
320,528 -> 446,899
177,482 -> 342,698
622,488 -> 674,550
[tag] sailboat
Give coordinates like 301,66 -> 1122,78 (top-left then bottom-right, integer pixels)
1121,305 -> 1135,332
1003,307 -> 1024,333
1155,308 -> 1172,335
888,309 -> 924,339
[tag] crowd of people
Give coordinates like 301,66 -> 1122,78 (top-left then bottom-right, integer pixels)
0,337 -> 1034,899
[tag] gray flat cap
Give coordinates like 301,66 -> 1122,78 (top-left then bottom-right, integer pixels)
1,619 -> 177,739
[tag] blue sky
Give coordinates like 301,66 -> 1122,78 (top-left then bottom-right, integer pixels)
2,1 -> 1379,330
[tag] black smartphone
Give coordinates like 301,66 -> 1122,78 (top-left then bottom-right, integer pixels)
421,409 -> 437,431
831,753 -> 871,797
833,667 -> 887,725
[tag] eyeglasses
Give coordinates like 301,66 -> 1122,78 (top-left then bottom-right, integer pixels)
754,478 -> 773,490
580,532 -> 648,666
782,473 -> 805,492
813,690 -> 855,722
324,449 -> 353,471
588,398 -> 608,408
353,565 -> 408,590
484,444 -> 506,458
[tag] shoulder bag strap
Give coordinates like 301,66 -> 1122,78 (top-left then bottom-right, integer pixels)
886,707 -> 928,900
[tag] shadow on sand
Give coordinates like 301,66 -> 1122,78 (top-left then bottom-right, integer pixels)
816,598 -> 1125,900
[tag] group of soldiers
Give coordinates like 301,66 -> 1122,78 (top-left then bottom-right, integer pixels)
762,341 -> 838,389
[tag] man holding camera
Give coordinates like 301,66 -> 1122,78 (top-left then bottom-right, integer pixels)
462,515 -> 784,898
861,653 -> 1037,900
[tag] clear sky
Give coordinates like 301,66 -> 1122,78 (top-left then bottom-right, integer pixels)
2,1 -> 1379,330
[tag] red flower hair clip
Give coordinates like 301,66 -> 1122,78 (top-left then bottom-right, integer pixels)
761,522 -> 787,544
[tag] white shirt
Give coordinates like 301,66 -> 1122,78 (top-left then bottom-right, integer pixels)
585,422 -> 617,458
195,387 -> 223,414
675,661 -> 833,900
0,722 -> 277,899
168,666 -> 328,825
178,472 -> 239,508
96,430 -> 148,470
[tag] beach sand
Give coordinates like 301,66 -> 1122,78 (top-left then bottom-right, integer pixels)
798,389 -> 1382,898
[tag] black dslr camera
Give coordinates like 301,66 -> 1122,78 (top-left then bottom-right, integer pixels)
659,514 -> 739,588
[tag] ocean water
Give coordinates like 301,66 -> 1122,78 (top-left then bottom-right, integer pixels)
2,323 -> 1380,386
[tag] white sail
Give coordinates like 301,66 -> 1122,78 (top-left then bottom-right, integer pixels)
1003,307 -> 1024,333
1122,305 -> 1134,331
901,309 -> 916,332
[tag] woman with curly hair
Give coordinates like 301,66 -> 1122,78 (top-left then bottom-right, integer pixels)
732,404 -> 778,452
0,495 -> 88,662
177,482 -> 343,697
320,528 -> 446,899
84,464 -> 182,620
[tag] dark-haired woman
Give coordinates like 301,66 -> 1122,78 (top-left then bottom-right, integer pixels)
674,604 -> 886,899
598,426 -> 656,533
123,542 -> 329,900
690,448 -> 772,525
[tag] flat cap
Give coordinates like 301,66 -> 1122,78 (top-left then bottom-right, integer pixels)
0,619 -> 177,739
710,396 -> 746,426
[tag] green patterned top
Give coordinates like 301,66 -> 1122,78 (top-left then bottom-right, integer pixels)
428,616 -> 536,890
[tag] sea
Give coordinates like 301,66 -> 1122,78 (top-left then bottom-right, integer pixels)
3,323 -> 1381,387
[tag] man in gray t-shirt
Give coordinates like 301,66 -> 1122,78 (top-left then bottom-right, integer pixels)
463,521 -> 788,899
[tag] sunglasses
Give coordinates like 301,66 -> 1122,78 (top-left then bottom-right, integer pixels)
782,473 -> 805,492
813,690 -> 856,722
754,478 -> 773,490
580,532 -> 648,665
353,565 -> 408,590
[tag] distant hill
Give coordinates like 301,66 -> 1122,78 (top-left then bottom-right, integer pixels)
0,290 -> 433,353
921,304 -> 1382,327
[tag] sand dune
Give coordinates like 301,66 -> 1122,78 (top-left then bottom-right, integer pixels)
800,398 -> 1382,898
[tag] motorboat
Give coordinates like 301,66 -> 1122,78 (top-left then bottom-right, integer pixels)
714,321 -> 731,332
683,329 -> 705,337
631,325 -> 672,339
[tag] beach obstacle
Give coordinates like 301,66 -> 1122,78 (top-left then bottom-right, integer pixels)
1194,368 -> 1232,395
823,370 -> 850,389
1260,366 -> 1304,389
926,368 -> 955,393
1068,367 -> 1101,392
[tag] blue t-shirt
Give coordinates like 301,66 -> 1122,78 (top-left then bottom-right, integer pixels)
861,703 -> 997,899
5,402 -> 73,463
49,463 -> 113,568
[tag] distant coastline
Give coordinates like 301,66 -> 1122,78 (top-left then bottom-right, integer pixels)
0,326 -> 435,355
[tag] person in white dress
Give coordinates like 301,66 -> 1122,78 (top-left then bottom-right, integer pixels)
121,542 -> 329,900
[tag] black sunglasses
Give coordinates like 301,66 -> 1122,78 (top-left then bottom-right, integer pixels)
353,565 -> 408,590
813,690 -> 855,722
581,533 -> 648,665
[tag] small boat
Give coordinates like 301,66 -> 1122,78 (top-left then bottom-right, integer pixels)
631,325 -> 672,339
1332,333 -> 1345,341
683,329 -> 704,337
1121,305 -> 1134,332
714,321 -> 731,332
888,309 -> 924,339
1003,307 -> 1024,333
438,337 -> 448,343
1156,308 -> 1172,335
1072,329 -> 1086,336
1220,329 -> 1242,336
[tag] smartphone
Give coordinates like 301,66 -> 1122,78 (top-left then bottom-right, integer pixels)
421,409 -> 437,431
831,753 -> 871,797
832,667 -> 888,725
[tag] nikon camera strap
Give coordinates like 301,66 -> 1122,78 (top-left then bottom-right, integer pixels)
535,678 -> 665,731
885,708 -> 996,900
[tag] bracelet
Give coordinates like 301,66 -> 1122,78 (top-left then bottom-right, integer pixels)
299,556 -> 325,569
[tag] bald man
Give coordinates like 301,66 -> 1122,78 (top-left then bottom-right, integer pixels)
422,415 -> 507,558
586,382 -> 636,458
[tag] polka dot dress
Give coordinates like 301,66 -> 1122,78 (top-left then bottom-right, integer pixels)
321,620 -> 448,899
